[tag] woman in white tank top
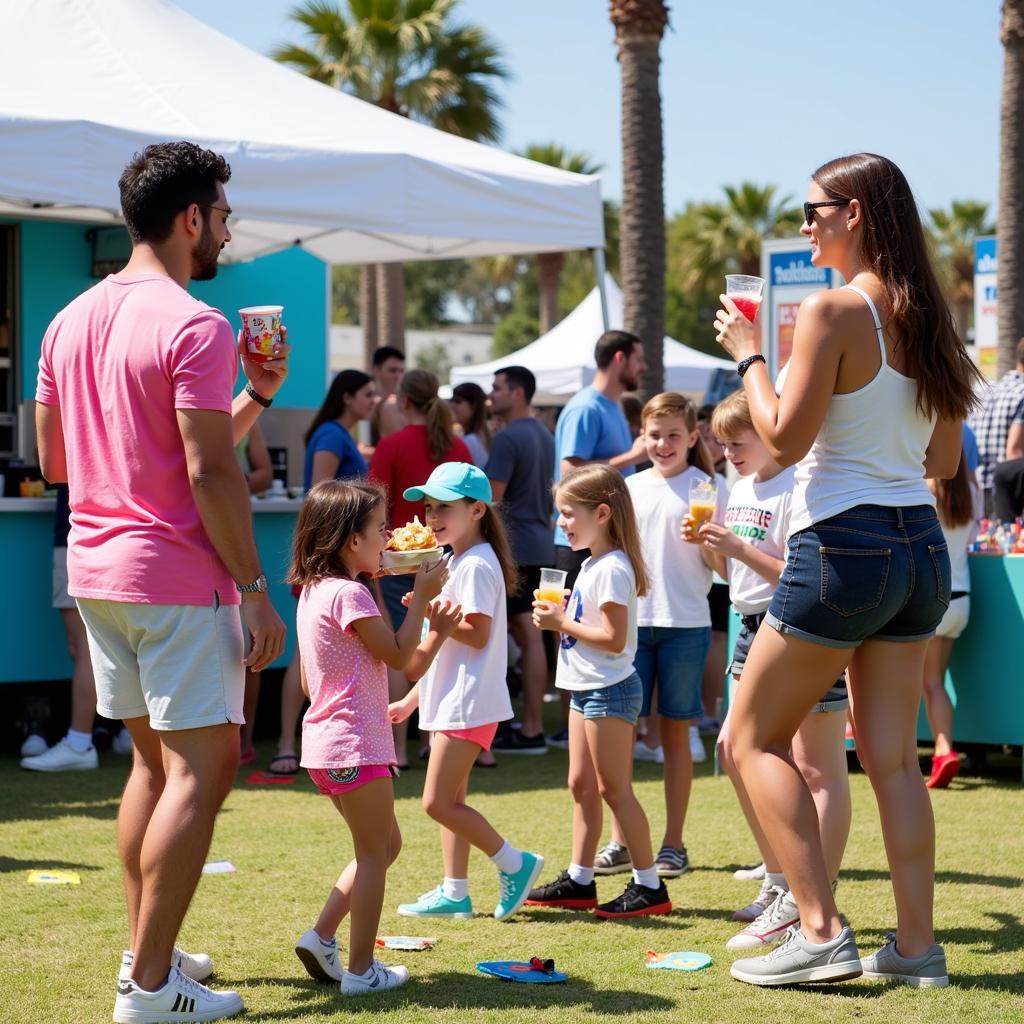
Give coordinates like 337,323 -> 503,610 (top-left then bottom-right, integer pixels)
711,154 -> 983,989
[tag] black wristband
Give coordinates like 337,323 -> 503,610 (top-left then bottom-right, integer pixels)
736,354 -> 767,378
245,382 -> 272,408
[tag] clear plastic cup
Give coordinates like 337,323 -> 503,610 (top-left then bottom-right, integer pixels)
686,478 -> 718,542
534,567 -> 568,604
724,275 -> 766,323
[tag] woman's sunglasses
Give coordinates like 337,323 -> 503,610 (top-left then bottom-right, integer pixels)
804,199 -> 849,225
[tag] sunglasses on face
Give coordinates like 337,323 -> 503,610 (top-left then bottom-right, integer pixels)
803,199 -> 849,225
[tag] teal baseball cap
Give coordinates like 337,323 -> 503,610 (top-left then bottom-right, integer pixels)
403,462 -> 492,504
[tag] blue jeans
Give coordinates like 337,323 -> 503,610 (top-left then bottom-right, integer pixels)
567,672 -> 644,725
634,626 -> 709,720
766,504 -> 950,649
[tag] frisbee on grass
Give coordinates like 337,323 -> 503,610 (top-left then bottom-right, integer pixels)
476,958 -> 566,984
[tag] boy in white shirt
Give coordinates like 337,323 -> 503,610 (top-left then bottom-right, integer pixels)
698,390 -> 851,952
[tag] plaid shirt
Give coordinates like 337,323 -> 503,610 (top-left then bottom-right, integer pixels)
970,370 -> 1024,490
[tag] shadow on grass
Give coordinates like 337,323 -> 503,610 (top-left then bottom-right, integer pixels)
0,855 -> 102,873
702,863 -> 1022,889
520,909 -> 683,929
235,970 -> 675,1020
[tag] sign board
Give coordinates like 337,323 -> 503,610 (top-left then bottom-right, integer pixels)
760,239 -> 841,379
974,236 -> 997,378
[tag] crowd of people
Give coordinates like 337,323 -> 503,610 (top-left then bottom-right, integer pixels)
26,140 -> 996,1020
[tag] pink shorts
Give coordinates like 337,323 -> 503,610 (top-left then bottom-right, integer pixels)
438,722 -> 500,752
307,764 -> 395,796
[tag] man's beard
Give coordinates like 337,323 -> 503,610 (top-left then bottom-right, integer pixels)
621,371 -> 639,392
190,221 -> 221,281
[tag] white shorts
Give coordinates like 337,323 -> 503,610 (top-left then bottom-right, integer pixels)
52,547 -> 77,610
935,594 -> 969,640
77,598 -> 245,731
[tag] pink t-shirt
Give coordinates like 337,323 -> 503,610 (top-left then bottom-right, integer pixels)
297,576 -> 397,769
35,275 -> 239,605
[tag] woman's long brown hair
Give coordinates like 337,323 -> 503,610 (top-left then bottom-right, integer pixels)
932,455 -> 975,530
812,153 -> 983,421
477,503 -> 520,595
401,368 -> 456,461
555,464 -> 650,597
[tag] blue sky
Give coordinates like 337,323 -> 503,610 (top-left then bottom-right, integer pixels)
176,0 -> 1000,217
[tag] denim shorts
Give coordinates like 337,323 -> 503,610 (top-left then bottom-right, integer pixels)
766,504 -> 951,650
568,672 -> 643,725
732,612 -> 848,712
635,626 -> 709,720
379,574 -> 414,630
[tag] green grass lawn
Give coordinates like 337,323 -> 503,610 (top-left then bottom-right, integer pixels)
2,736 -> 1022,1024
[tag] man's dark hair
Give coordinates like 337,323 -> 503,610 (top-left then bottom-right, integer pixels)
496,365 -> 536,404
594,330 -> 640,370
1017,338 -> 1024,367
119,142 -> 231,244
373,345 -> 406,367
697,402 -> 716,423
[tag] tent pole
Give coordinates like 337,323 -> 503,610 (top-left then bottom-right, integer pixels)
591,248 -> 610,331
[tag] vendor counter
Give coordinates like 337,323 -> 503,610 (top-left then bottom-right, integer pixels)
0,496 -> 300,683
722,554 -> 1024,753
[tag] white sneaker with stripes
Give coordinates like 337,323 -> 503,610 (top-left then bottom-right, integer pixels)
113,966 -> 242,1022
340,959 -> 409,995
120,948 -> 214,983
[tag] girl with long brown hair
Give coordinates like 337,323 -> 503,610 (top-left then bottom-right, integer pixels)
450,381 -> 493,467
527,465 -> 672,921
369,369 -> 472,767
387,462 -> 544,923
715,153 -> 982,989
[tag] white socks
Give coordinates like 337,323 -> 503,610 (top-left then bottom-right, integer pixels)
65,729 -> 93,753
633,865 -> 660,890
442,877 -> 469,901
489,840 -> 523,875
568,862 -> 594,886
766,871 -> 788,890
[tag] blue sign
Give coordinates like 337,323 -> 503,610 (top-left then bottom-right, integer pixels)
975,236 -> 996,275
769,252 -> 829,287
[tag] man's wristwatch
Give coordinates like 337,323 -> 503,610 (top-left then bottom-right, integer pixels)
236,573 -> 269,595
245,382 -> 272,408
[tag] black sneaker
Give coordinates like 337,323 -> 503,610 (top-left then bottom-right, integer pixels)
525,870 -> 598,910
492,729 -> 548,755
595,879 -> 672,919
547,728 -> 570,750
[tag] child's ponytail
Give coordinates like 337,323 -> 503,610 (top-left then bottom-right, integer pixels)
479,504 -> 521,595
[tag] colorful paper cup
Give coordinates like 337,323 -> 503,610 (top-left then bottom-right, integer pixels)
239,305 -> 284,363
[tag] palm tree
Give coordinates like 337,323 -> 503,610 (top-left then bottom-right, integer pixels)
1000,0 -> 1024,376
273,0 -> 508,365
670,183 -> 803,295
928,201 -> 996,345
610,0 -> 669,398
519,144 -> 604,334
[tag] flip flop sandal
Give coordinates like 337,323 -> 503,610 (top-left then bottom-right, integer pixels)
268,753 -> 299,776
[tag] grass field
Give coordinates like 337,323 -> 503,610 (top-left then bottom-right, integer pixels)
2,735 -> 1022,1024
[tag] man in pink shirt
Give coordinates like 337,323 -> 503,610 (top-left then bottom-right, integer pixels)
35,141 -> 288,1023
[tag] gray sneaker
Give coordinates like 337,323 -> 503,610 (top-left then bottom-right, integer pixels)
730,925 -> 862,986
593,841 -> 632,875
860,933 -> 949,988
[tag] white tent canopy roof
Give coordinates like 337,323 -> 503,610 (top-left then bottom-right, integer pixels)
450,276 -> 736,397
0,0 -> 604,265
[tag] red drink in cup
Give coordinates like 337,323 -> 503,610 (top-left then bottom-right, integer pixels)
725,275 -> 766,323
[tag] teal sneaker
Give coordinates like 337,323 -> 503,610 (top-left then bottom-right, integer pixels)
397,886 -> 473,919
494,851 -> 545,921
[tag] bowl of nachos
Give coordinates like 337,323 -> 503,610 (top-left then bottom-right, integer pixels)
382,516 -> 444,574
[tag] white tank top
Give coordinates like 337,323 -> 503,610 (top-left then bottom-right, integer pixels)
778,285 -> 936,535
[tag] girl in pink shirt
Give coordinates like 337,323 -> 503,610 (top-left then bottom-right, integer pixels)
287,480 -> 460,997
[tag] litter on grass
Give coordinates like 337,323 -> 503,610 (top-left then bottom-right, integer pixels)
644,950 -> 713,971
27,870 -> 80,886
376,936 -> 437,951
202,860 -> 237,874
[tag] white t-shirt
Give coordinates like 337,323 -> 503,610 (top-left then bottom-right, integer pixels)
723,467 -> 796,615
626,466 -> 728,628
418,543 -> 512,730
556,550 -> 638,691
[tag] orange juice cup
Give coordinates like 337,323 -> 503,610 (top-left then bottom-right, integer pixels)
687,479 -> 718,542
534,567 -> 568,605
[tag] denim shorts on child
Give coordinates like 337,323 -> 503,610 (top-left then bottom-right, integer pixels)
766,504 -> 951,650
568,672 -> 643,725
307,764 -> 398,796
635,626 -> 709,720
732,612 -> 848,712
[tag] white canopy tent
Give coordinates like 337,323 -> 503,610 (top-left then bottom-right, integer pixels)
0,0 -> 604,266
450,276 -> 736,398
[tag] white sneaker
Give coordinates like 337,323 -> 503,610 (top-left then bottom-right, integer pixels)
689,726 -> 707,764
733,877 -> 778,922
727,887 -> 799,950
120,948 -> 214,984
20,737 -> 97,772
733,862 -> 766,881
633,739 -> 663,763
112,729 -> 134,756
294,928 -> 343,982
340,959 -> 409,995
113,966 -> 242,1022
20,733 -> 48,757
